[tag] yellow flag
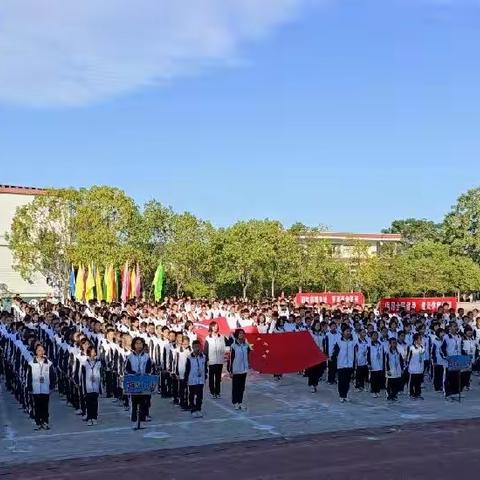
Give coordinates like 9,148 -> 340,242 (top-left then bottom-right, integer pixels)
85,264 -> 96,301
95,266 -> 104,301
129,267 -> 136,299
75,265 -> 85,301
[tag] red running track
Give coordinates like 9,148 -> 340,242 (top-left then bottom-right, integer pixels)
3,418 -> 480,480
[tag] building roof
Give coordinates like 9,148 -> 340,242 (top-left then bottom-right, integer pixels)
0,185 -> 46,196
301,232 -> 402,241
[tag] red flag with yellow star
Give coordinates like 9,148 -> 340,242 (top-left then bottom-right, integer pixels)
246,332 -> 327,374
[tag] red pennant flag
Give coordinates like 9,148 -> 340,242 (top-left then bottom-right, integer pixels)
246,332 -> 327,374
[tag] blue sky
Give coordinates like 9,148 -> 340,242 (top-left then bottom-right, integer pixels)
1,0 -> 479,232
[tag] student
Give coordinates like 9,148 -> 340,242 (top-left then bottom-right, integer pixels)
324,322 -> 341,385
27,343 -> 56,430
331,326 -> 355,403
306,320 -> 326,393
385,338 -> 404,401
442,322 -> 462,399
431,328 -> 447,392
125,337 -> 153,429
407,333 -> 425,400
461,327 -> 477,391
354,329 -> 369,392
184,340 -> 207,418
81,345 -> 102,426
227,329 -> 251,409
203,321 -> 227,399
174,335 -> 191,410
367,331 -> 384,398
396,331 -> 409,393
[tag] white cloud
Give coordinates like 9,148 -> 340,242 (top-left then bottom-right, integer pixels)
0,0 -> 309,107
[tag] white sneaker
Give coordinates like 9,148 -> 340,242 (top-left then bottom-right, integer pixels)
82,415 -> 88,421
340,398 -> 346,403
75,410 -> 83,415
92,419 -> 98,425
87,419 -> 94,426
372,393 -> 379,399
233,403 -> 240,410
311,386 -> 317,393
238,404 -> 246,410
145,416 -> 152,422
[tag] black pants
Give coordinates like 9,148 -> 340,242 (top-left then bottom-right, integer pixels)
172,375 -> 179,403
161,372 -> 172,397
445,369 -> 461,397
232,373 -> 247,404
401,370 -> 409,392
370,370 -> 383,394
105,371 -> 114,398
337,368 -> 352,399
307,363 -> 326,387
33,394 -> 49,426
189,384 -> 204,412
208,364 -> 223,395
327,359 -> 337,384
85,392 -> 99,420
179,379 -> 188,408
409,373 -> 423,397
131,395 -> 150,422
386,377 -> 401,400
433,365 -> 445,392
355,365 -> 369,389
461,370 -> 472,391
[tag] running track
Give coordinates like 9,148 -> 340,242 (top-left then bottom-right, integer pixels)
3,418 -> 480,479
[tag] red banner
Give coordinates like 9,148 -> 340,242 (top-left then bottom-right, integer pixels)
295,292 -> 365,306
246,332 -> 327,374
379,297 -> 457,313
194,317 -> 258,346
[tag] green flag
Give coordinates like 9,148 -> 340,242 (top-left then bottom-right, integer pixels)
152,263 -> 165,302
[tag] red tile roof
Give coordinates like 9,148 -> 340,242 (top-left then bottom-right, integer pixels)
0,185 -> 46,195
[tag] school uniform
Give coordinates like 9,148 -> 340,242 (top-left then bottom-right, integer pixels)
204,334 -> 227,397
407,344 -> 425,398
367,342 -> 384,395
431,336 -> 447,392
385,348 -> 404,400
81,358 -> 102,422
442,333 -> 462,397
396,340 -> 409,392
184,352 -> 207,415
354,338 -> 369,390
332,338 -> 355,400
174,346 -> 191,409
227,339 -> 251,406
461,338 -> 477,391
306,331 -> 326,387
27,357 -> 56,428
125,352 -> 152,423
324,331 -> 341,384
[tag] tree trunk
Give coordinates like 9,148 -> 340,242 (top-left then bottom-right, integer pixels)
242,284 -> 248,300
271,276 -> 275,299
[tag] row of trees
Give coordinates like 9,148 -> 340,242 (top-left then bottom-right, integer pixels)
8,186 -> 480,301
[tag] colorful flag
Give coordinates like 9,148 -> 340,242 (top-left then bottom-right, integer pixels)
246,332 -> 328,374
75,265 -> 85,301
129,267 -> 136,299
95,266 -> 104,301
152,263 -> 165,302
121,261 -> 130,303
135,263 -> 141,299
115,268 -> 121,302
69,266 -> 76,299
85,264 -> 96,301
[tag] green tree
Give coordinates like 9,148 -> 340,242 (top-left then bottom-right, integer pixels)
163,212 -> 215,297
382,218 -> 443,246
8,188 -> 78,300
444,187 -> 480,262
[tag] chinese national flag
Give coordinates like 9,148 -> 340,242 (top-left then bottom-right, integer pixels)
194,317 -> 258,347
246,332 -> 327,374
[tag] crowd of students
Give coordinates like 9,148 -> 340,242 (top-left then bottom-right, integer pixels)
0,296 -> 479,431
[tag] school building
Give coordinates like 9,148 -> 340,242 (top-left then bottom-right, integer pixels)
0,185 -> 53,300
298,231 -> 403,259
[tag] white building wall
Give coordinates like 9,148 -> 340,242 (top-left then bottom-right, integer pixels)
0,191 -> 53,298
